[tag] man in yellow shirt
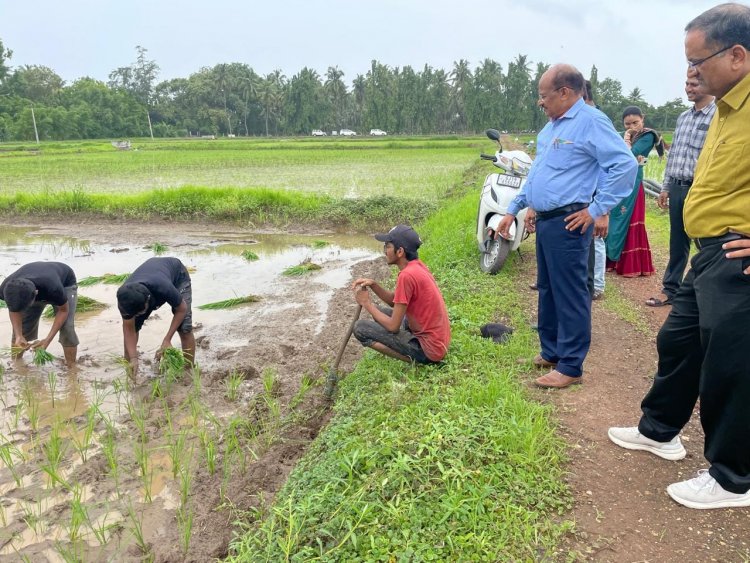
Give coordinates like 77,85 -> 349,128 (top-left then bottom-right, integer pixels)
609,2 -> 750,509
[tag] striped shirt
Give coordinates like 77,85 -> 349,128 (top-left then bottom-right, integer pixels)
662,101 -> 716,191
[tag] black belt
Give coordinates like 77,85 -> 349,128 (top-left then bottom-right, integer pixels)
669,178 -> 693,187
536,203 -> 588,221
695,233 -> 746,250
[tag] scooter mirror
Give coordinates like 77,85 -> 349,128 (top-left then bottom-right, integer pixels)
485,129 -> 501,142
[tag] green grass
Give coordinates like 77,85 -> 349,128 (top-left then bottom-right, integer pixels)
197,295 -> 260,310
43,295 -> 106,318
0,186 -> 437,230
227,189 -> 572,561
0,137 -> 481,199
0,136 -> 489,229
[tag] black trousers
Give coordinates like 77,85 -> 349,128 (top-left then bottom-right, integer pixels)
662,182 -> 692,298
638,239 -> 750,493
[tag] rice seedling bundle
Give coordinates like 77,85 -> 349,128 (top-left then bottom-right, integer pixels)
159,347 -> 186,375
241,249 -> 259,261
33,348 -> 56,366
197,295 -> 260,310
43,295 -> 106,318
78,273 -> 130,286
282,262 -> 322,276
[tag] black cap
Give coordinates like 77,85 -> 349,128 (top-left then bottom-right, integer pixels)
374,225 -> 422,254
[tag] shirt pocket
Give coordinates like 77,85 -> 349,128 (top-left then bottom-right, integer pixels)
708,143 -> 747,191
545,144 -> 576,169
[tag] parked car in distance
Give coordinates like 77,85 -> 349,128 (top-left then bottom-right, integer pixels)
311,129 -> 327,136
339,129 -> 357,136
369,129 -> 387,136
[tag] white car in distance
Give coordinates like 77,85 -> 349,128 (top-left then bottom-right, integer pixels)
311,129 -> 327,136
339,129 -> 357,136
369,129 -> 387,136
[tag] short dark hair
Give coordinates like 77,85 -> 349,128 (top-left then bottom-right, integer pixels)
584,80 -> 594,103
117,283 -> 151,318
686,3 -> 750,50
3,278 -> 37,312
403,249 -> 419,261
622,105 -> 644,120
552,67 -> 585,94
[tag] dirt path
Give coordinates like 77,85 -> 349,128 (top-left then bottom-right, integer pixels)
515,257 -> 750,561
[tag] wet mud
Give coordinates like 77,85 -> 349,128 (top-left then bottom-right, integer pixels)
0,221 -> 388,561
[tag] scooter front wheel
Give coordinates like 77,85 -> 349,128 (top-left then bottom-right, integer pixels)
480,238 -> 511,274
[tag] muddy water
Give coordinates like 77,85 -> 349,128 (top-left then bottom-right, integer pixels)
0,224 -> 380,559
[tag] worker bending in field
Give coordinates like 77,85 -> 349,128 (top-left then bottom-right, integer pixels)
0,261 -> 80,366
116,257 -> 195,378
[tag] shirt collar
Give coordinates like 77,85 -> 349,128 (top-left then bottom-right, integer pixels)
693,99 -> 716,114
557,97 -> 585,121
719,71 -> 750,111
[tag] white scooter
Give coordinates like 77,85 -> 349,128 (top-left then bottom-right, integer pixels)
476,129 -> 533,274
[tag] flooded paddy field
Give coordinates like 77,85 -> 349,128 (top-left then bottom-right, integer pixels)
0,222 -> 386,561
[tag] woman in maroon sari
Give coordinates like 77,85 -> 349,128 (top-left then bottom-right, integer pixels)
606,106 -> 664,277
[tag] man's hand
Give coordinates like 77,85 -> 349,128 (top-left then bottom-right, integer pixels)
354,286 -> 371,307
657,191 -> 669,210
13,335 -> 29,350
155,340 -> 173,361
351,278 -> 375,290
494,214 -> 516,240
524,209 -> 537,234
724,239 -> 750,274
564,209 -> 594,233
31,338 -> 51,351
593,214 -> 609,238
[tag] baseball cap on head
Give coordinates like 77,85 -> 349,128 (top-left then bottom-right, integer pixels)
374,225 -> 422,254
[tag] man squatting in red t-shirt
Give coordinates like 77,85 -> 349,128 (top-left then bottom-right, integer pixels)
352,225 -> 451,364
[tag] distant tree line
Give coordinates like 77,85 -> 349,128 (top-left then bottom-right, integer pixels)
0,40 -> 689,142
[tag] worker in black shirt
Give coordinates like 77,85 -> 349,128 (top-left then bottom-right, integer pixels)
116,257 -> 195,378
0,262 -> 79,365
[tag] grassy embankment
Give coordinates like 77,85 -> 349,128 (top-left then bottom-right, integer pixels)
0,136 -> 483,230
227,174 -> 573,560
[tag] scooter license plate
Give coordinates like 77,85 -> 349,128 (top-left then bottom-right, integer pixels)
496,174 -> 521,188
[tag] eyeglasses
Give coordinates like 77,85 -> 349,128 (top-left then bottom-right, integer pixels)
687,45 -> 732,69
538,87 -> 565,101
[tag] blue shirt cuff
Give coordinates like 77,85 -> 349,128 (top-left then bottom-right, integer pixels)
507,203 -> 521,216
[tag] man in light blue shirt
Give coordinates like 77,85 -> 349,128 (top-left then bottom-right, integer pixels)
497,63 -> 636,388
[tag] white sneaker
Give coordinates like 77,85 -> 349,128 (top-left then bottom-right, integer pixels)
607,426 -> 686,460
667,469 -> 750,509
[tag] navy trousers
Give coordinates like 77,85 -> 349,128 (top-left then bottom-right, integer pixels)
536,214 -> 592,377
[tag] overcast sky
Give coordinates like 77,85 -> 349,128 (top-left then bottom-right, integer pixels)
2,0 -> 724,106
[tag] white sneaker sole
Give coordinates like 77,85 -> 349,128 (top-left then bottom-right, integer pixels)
607,429 -> 686,461
667,486 -> 750,509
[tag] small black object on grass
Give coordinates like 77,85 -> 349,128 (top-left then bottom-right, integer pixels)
480,323 -> 514,344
